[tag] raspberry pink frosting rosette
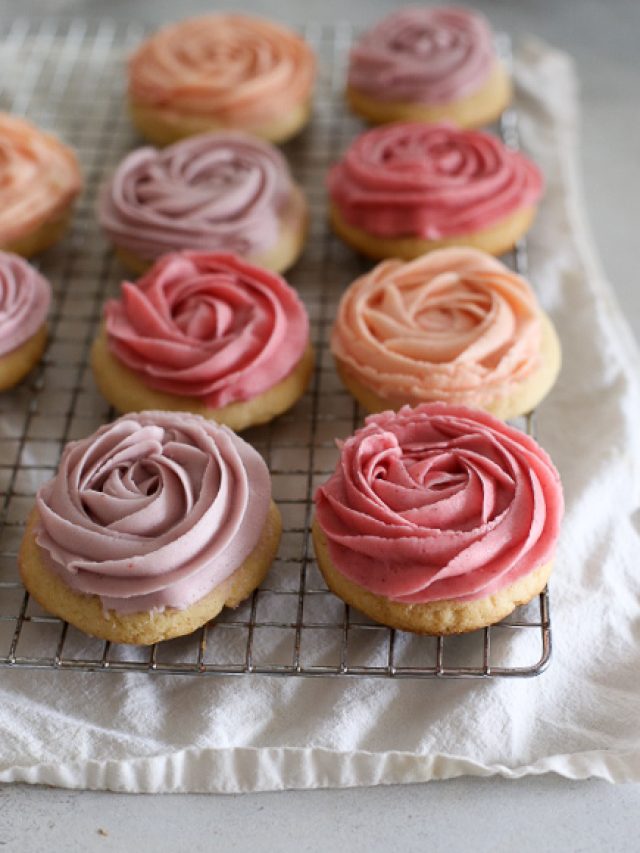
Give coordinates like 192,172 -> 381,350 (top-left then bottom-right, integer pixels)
314,404 -> 563,619
328,121 -> 543,242
348,6 -> 496,105
128,14 -> 315,140
98,132 -> 300,266
102,251 -> 309,409
332,247 -> 560,417
0,113 -> 81,251
33,411 -> 272,614
0,251 -> 51,357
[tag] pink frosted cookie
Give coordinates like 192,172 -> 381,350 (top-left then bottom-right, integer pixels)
313,403 -> 563,634
91,252 -> 313,431
328,121 -> 543,260
346,6 -> 511,127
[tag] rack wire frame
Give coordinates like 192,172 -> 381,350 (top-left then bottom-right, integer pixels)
0,19 -> 551,679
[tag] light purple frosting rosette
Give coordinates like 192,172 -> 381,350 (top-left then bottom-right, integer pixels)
0,251 -> 50,357
348,6 -> 496,105
98,131 -> 294,262
35,411 -> 272,614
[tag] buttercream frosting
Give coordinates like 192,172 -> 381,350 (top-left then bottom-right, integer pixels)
315,403 -> 563,603
0,251 -> 51,357
328,121 -> 543,239
128,14 -> 315,125
332,247 -> 542,408
35,411 -> 272,613
98,132 -> 296,262
348,6 -> 496,104
104,252 -> 309,408
0,113 -> 82,246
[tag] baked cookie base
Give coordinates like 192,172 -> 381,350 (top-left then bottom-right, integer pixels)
330,202 -> 537,261
0,325 -> 48,391
2,208 -> 73,258
335,311 -> 562,421
19,501 -> 282,645
91,330 -> 315,432
128,98 -> 312,146
312,520 -> 553,636
346,61 -> 512,129
113,185 -> 309,277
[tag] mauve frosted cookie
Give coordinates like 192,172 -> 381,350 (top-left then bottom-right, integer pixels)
98,132 -> 308,275
0,251 -> 51,390
313,403 -> 563,635
346,6 -> 511,127
19,411 -> 282,645
0,113 -> 82,257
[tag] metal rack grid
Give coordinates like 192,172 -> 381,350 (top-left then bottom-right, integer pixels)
0,18 -> 551,678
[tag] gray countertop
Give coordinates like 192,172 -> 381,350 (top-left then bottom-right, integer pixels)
1,1 -> 639,850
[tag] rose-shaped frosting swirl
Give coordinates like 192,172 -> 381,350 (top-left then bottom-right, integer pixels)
0,251 -> 51,356
128,14 -> 315,125
99,133 -> 295,262
332,247 -> 541,407
35,411 -> 271,613
104,252 -> 309,408
0,113 -> 82,247
328,122 -> 543,238
315,404 -> 563,603
348,6 -> 496,104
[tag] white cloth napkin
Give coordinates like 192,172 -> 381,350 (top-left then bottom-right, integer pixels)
1,39 -> 639,793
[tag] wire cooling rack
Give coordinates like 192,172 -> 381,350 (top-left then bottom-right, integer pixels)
0,18 -> 551,678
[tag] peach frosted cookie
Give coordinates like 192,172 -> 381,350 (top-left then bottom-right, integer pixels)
0,113 -> 81,257
332,247 -> 560,420
128,14 -> 316,145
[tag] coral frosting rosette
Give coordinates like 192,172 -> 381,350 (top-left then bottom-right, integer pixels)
313,404 -> 563,633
